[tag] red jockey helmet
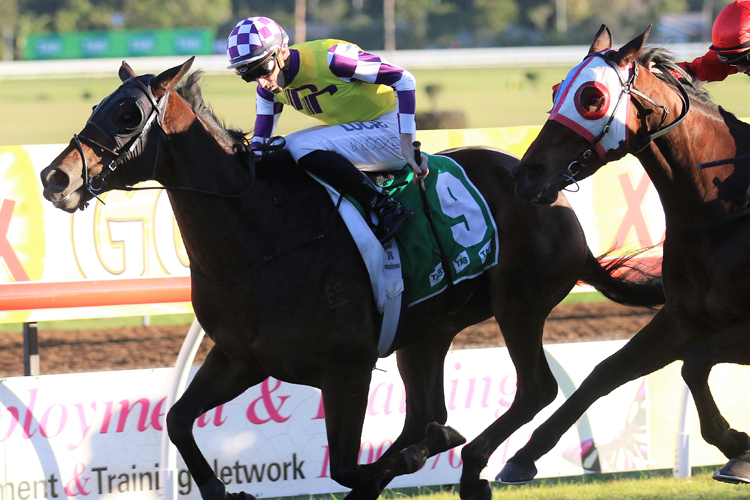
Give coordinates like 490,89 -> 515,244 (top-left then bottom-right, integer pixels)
711,0 -> 750,58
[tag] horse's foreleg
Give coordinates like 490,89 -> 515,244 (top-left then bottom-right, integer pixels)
679,321 -> 750,484
344,338 -> 461,500
497,310 -> 680,485
459,309 -> 556,500
167,346 -> 266,500
321,363 -> 374,490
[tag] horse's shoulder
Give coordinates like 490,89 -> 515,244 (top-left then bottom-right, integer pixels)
255,150 -> 331,205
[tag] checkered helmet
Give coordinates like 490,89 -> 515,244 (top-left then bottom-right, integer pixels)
226,17 -> 289,70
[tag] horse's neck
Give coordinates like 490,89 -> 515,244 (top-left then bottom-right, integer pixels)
637,100 -> 745,224
161,134 -> 271,282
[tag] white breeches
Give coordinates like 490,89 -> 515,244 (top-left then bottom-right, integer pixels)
284,108 -> 407,172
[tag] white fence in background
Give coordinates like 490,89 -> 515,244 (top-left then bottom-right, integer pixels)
0,43 -> 708,79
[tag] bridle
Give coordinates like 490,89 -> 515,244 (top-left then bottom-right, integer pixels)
562,53 -> 691,190
70,75 -> 255,210
73,75 -> 169,207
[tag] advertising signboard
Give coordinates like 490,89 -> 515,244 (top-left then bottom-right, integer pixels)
24,29 -> 215,60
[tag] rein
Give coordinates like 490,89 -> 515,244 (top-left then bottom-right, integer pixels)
563,56 -> 691,189
666,207 -> 750,231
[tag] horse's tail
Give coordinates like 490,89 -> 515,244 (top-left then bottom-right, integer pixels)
579,247 -> 666,308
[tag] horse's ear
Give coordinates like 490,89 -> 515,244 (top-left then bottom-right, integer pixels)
119,61 -> 137,82
588,25 -> 613,54
611,25 -> 651,67
151,56 -> 195,98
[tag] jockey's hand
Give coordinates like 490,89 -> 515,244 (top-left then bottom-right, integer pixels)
401,134 -> 429,184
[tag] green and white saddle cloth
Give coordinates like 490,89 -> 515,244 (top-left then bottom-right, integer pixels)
313,152 -> 498,356
383,153 -> 499,305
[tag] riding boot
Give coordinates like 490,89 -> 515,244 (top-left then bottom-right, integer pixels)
363,177 -> 414,243
297,150 -> 414,244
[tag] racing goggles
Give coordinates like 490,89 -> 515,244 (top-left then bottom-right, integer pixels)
234,50 -> 278,82
717,50 -> 750,66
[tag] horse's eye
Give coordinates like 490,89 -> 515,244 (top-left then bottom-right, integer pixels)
112,101 -> 143,134
574,82 -> 610,120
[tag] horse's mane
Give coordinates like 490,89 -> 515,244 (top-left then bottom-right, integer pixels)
635,47 -> 716,109
176,71 -> 250,153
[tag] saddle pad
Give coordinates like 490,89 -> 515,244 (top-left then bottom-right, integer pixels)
384,153 -> 499,305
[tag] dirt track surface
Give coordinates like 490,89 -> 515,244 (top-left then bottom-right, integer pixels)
0,301 -> 658,378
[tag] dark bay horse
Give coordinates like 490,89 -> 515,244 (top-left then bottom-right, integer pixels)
500,25 -> 750,486
39,58 -> 664,500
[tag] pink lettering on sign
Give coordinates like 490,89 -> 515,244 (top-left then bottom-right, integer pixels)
318,445 -> 330,478
196,404 -> 227,428
0,406 -> 19,441
100,398 -> 153,433
40,403 -> 67,438
246,378 -> 291,424
367,383 -> 405,416
0,198 -> 30,282
64,463 -> 92,496
23,388 -> 38,439
69,402 -> 97,450
613,172 -> 653,247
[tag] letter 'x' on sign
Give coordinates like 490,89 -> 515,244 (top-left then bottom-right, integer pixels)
612,172 -> 653,248
0,199 -> 29,282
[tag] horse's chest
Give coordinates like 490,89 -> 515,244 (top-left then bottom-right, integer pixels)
662,236 -> 750,325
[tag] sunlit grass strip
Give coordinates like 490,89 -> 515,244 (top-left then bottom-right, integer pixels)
276,469 -> 750,500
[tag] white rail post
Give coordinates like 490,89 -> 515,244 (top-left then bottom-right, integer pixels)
160,319 -> 206,500
674,382 -> 693,478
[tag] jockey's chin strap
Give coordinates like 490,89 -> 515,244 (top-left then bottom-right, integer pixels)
563,56 -> 691,191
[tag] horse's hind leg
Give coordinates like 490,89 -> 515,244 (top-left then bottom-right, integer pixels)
167,345 -> 267,500
497,309 -> 681,485
459,306 -> 558,500
679,321 -> 750,483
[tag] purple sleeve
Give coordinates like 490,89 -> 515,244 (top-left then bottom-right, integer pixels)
327,43 -> 417,134
251,86 -> 283,145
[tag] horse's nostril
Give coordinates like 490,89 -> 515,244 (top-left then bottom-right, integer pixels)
523,164 -> 543,178
45,168 -> 70,190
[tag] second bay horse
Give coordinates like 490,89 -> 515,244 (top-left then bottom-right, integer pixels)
501,25 -> 750,487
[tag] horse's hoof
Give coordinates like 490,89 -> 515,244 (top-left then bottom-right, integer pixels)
426,422 -> 467,450
495,462 -> 537,485
713,458 -> 750,485
199,477 -> 228,500
227,493 -> 258,500
459,479 -> 492,500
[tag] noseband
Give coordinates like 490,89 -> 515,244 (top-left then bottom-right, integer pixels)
563,55 -> 691,189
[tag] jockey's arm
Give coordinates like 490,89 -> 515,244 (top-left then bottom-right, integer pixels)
676,50 -> 738,82
400,133 -> 428,182
250,86 -> 283,149
330,43 -> 429,183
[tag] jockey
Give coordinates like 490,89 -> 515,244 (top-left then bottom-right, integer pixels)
226,16 -> 429,244
676,0 -> 750,81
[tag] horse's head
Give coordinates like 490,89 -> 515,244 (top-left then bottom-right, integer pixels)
512,25 -> 687,204
40,58 -> 194,212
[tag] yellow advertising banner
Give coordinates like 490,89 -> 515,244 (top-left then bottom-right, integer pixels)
1,130 -> 665,322
0,145 -> 193,323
